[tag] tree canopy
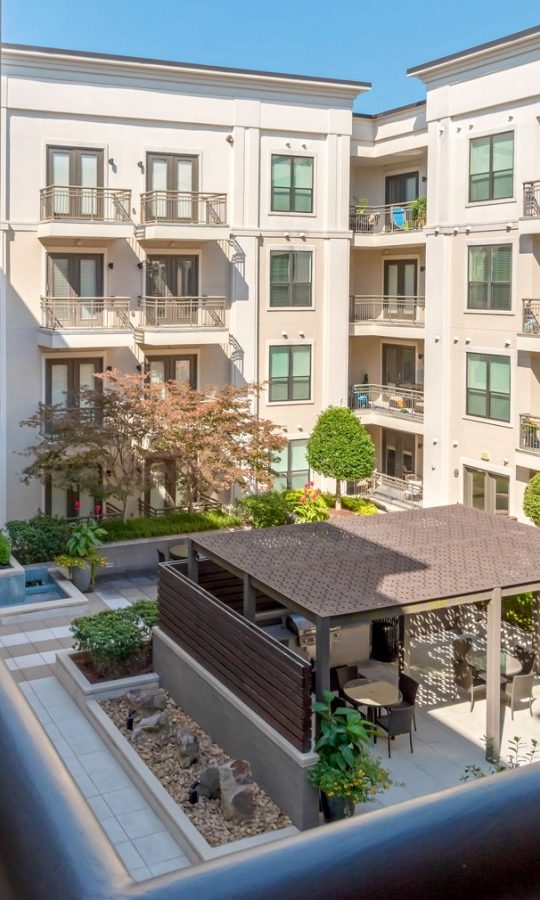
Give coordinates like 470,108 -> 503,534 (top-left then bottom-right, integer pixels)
306,406 -> 375,506
523,472 -> 540,526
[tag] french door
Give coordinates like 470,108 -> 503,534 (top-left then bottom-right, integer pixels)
147,154 -> 198,221
385,172 -> 419,204
47,147 -> 103,217
47,254 -> 103,324
383,430 -> 416,479
463,467 -> 509,516
383,260 -> 418,320
382,344 -> 416,387
46,358 -> 103,410
146,255 -> 198,297
146,354 -> 197,388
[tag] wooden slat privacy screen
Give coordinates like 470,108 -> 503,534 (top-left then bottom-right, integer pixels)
158,563 -> 313,751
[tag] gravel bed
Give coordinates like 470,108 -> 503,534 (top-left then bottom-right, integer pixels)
101,693 -> 291,846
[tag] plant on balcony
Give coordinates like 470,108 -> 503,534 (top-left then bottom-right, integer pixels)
523,472 -> 540,526
308,691 -> 391,821
306,407 -> 375,509
353,197 -> 369,215
409,196 -> 427,228
56,520 -> 107,591
292,483 -> 329,523
0,533 -> 11,567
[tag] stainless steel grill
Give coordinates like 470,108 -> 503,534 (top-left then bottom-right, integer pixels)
286,614 -> 340,651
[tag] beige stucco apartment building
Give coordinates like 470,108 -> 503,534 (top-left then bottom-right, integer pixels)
1,25 -> 540,524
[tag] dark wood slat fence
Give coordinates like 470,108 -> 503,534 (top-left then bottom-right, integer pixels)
158,563 -> 313,751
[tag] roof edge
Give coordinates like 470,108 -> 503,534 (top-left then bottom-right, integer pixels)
1,42 -> 372,92
353,99 -> 425,120
407,23 -> 540,77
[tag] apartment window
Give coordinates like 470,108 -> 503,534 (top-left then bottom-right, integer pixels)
273,439 -> 310,490
268,345 -> 311,402
45,479 -> 99,519
468,245 -> 512,310
146,355 -> 197,387
269,251 -> 312,307
469,132 -> 514,202
271,155 -> 313,213
466,353 -> 510,422
464,467 -> 509,516
385,172 -> 419,204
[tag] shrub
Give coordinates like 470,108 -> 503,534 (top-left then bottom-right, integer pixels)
322,494 -> 378,516
7,516 -> 71,565
503,592 -> 535,633
524,473 -> 540,526
70,600 -> 158,678
0,533 -> 11,566
293,484 -> 329,523
100,510 -> 240,542
236,492 -> 292,528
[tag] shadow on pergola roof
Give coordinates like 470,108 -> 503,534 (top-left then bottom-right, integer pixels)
191,505 -> 540,621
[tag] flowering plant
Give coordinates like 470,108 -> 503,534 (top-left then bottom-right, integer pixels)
308,757 -> 391,805
293,483 -> 329,524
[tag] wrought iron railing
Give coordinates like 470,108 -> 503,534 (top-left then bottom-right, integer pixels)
41,405 -> 101,435
350,471 -> 423,508
350,383 -> 424,420
40,297 -> 130,330
139,296 -> 226,328
40,186 -> 131,222
140,190 -> 227,225
138,496 -> 221,517
349,200 -> 425,234
519,414 -> 540,455
522,299 -> 540,334
523,181 -> 540,217
349,295 -> 425,325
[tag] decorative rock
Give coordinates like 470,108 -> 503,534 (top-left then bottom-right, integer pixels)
132,711 -> 169,741
198,766 -> 220,799
175,727 -> 200,768
125,688 -> 167,713
218,760 -> 256,822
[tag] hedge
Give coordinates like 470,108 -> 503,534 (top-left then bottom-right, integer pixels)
99,509 -> 240,542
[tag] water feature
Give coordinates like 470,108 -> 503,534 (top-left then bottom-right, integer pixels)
0,564 -> 67,608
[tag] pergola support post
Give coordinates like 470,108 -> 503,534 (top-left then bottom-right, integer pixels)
486,586 -> 502,762
243,573 -> 256,621
315,619 -> 331,702
187,540 -> 198,584
534,593 -> 540,665
398,615 -> 411,674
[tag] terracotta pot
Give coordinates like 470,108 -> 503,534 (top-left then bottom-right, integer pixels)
320,792 -> 355,822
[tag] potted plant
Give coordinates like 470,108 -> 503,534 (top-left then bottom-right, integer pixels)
409,196 -> 427,229
308,691 -> 391,822
56,520 -> 107,592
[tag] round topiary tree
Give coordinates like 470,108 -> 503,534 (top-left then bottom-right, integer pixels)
523,472 -> 540,526
306,406 -> 375,509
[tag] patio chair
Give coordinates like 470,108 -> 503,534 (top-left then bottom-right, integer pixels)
502,673 -> 536,720
513,646 -> 537,676
453,661 -> 487,712
453,638 -> 472,664
336,665 -> 370,711
376,705 -> 415,757
386,673 -> 419,730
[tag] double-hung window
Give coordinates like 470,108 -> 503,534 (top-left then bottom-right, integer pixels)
467,245 -> 512,310
269,251 -> 312,307
466,353 -> 510,422
273,439 -> 310,490
268,345 -> 311,402
469,132 -> 514,202
271,155 -> 313,213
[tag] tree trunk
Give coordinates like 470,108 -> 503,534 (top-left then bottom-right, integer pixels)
122,497 -> 128,522
335,479 -> 342,511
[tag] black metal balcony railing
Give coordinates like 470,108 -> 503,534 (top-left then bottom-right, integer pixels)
40,186 -> 132,222
139,296 -> 226,328
522,299 -> 540,334
140,191 -> 227,225
350,383 -> 424,421
349,200 -> 425,234
519,414 -> 540,455
42,405 -> 100,435
523,181 -> 540,217
40,297 -> 130,330
350,295 -> 425,326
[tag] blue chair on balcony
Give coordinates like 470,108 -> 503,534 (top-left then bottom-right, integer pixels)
391,206 -> 406,230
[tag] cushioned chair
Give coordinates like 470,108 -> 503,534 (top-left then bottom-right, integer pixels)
335,665 -> 369,711
513,646 -> 537,676
454,661 -> 487,712
503,673 -> 536,720
376,705 -> 415,758
387,673 -> 419,730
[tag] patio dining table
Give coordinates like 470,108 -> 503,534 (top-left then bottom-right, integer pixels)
343,678 -> 402,723
466,650 -> 522,679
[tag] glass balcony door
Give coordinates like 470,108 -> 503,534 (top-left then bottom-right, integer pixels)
382,343 -> 416,388
384,260 -> 418,319
147,154 -> 198,221
383,430 -> 416,479
48,254 -> 103,324
47,147 -> 103,218
385,172 -> 419,204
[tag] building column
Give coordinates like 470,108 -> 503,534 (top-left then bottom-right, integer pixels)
486,587 -> 502,762
243,573 -> 256,621
315,619 -> 330,701
187,540 -> 198,584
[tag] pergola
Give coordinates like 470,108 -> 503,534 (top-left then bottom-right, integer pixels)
187,505 -> 540,758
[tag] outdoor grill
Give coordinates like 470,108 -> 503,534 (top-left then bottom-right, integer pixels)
286,614 -> 340,653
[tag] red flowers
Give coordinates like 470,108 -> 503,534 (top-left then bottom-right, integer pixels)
94,503 -> 102,516
74,500 -> 81,512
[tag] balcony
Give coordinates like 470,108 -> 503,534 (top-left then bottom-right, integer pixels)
38,297 -> 132,350
350,383 -> 424,432
38,186 -> 133,241
516,413 -> 540,471
137,191 -> 229,242
517,299 -> 540,351
351,471 -> 423,509
134,296 -> 228,346
350,201 -> 426,248
349,295 -> 425,337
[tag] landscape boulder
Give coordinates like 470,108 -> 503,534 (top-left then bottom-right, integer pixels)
125,688 -> 168,714
132,711 -> 169,741
198,766 -> 220,799
174,727 -> 201,768
218,760 -> 255,822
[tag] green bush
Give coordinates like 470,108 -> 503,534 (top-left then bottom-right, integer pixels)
70,600 -> 158,678
307,407 -> 375,502
284,490 -> 378,517
0,533 -> 11,566
236,492 -> 292,528
524,473 -> 540,526
100,510 -> 240,542
503,593 -> 535,633
7,516 -> 71,565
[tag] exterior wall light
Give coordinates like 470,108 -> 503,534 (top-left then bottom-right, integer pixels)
504,339 -> 511,347
281,330 -> 288,338
225,134 -> 234,144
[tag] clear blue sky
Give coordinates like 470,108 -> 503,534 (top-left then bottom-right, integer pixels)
3,1 -> 540,113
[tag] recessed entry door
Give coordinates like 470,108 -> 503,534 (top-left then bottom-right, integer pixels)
382,344 -> 416,387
